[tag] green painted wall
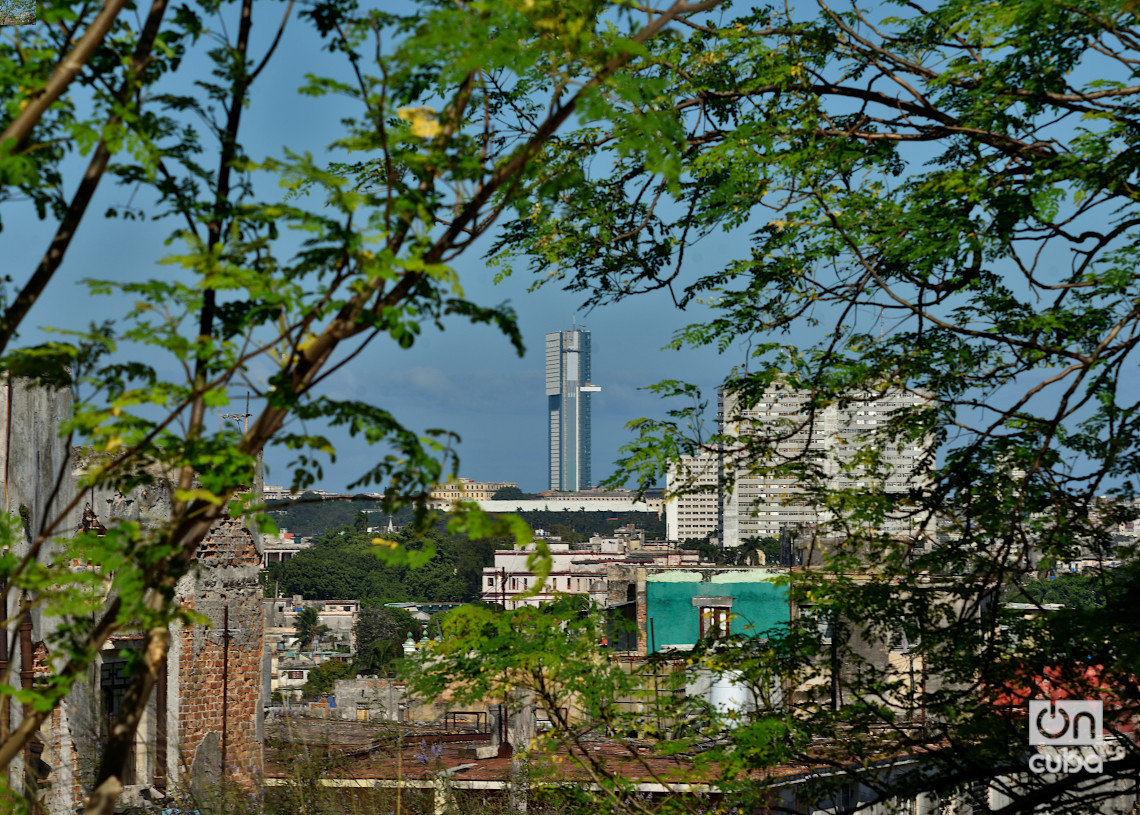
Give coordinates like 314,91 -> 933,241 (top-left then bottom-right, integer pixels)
645,571 -> 787,651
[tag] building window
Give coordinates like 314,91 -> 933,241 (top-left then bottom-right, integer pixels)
799,605 -> 834,644
700,607 -> 731,638
692,596 -> 735,639
100,655 -> 139,785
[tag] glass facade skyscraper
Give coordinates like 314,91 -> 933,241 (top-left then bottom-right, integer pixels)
546,327 -> 600,491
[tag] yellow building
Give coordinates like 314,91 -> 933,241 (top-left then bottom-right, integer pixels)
430,478 -> 519,504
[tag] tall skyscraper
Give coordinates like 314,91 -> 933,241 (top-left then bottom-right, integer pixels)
546,326 -> 601,491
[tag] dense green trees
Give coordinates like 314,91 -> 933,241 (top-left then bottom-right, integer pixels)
490,486 -> 531,501
264,527 -> 501,604
354,606 -> 420,676
265,494 -> 416,538
1017,571 -> 1117,611
265,513 -> 662,604
511,511 -> 666,541
300,660 -> 354,699
270,499 -> 664,542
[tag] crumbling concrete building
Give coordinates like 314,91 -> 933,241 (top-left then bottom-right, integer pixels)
0,377 -> 264,813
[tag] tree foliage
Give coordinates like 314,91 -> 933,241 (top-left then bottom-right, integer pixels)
300,660 -> 354,699
355,605 -> 419,650
292,607 -> 328,651
1017,571 -> 1119,611
354,605 -> 419,675
490,486 -> 531,500
679,536 -> 775,566
265,494 -> 416,538
459,0 -> 1140,812
510,510 -> 666,540
0,0 -> 717,809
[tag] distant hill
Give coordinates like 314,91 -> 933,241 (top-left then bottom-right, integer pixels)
264,493 -> 410,538
265,493 -> 665,540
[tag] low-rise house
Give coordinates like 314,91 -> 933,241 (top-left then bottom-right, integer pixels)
332,678 -> 407,721
275,655 -> 315,700
264,597 -> 359,651
260,529 -> 312,567
639,566 -> 788,654
270,651 -> 354,701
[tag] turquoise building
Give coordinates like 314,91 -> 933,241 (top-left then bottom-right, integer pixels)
642,567 -> 787,653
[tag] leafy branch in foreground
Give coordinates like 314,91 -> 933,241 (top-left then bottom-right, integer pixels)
0,0 -> 724,810
478,0 -> 1140,812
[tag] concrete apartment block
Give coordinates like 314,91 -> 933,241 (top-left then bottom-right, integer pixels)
720,384 -> 932,546
665,452 -> 721,542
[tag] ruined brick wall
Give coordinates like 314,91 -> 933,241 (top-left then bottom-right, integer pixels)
0,378 -> 91,815
0,374 -> 267,815
174,518 -> 264,789
55,474 -> 267,806
0,376 -> 266,813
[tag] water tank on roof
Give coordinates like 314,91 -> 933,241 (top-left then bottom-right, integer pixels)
709,670 -> 752,717
709,669 -> 782,717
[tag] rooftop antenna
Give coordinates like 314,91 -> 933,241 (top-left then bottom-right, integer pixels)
219,391 -> 253,433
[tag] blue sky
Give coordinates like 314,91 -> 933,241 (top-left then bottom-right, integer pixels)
3,5 -> 748,494
9,3 -> 1135,497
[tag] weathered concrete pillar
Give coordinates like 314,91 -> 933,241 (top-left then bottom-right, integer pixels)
489,703 -> 504,752
510,690 -> 536,749
508,691 -> 535,814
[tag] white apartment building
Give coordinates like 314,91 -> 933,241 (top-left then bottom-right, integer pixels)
664,452 -> 721,542
480,540 -> 612,607
720,384 -> 930,546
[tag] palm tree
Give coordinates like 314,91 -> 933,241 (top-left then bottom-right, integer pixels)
293,607 -> 328,651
